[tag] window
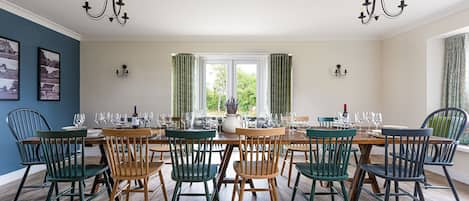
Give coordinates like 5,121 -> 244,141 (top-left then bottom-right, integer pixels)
196,54 -> 268,117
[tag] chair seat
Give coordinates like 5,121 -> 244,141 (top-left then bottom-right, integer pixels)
171,164 -> 218,182
361,164 -> 425,181
47,164 -> 108,181
295,163 -> 348,181
233,161 -> 278,179
150,145 -> 171,152
114,161 -> 164,178
286,144 -> 311,152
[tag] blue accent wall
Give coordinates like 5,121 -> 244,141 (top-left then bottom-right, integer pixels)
0,9 -> 80,174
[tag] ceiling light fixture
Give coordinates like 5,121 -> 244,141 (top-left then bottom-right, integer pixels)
358,0 -> 407,24
82,0 -> 129,25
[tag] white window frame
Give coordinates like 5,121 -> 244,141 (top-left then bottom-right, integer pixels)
195,53 -> 269,117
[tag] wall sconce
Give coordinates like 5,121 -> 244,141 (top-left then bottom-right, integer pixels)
333,64 -> 348,78
116,64 -> 129,77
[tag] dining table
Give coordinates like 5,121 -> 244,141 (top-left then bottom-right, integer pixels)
20,128 -> 453,201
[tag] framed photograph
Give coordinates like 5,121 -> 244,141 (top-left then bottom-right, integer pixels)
38,48 -> 60,101
0,36 -> 20,100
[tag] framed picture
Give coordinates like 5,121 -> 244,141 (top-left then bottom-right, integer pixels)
0,36 -> 20,100
38,48 -> 60,101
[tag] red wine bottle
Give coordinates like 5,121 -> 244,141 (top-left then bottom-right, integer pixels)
131,105 -> 139,129
343,104 -> 348,118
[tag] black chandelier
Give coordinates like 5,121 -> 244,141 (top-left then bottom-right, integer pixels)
82,0 -> 129,25
358,0 -> 407,24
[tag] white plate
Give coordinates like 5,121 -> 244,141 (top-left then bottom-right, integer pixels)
62,126 -> 87,131
382,125 -> 408,129
87,129 -> 102,137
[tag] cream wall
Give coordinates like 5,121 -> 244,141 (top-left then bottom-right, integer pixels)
80,41 -> 382,121
381,9 -> 469,127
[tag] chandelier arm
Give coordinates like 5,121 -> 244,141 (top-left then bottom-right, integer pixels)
380,0 -> 405,18
85,0 -> 108,19
365,0 -> 376,15
112,0 -> 123,17
361,0 -> 377,24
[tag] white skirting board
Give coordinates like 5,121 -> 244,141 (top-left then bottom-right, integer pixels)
0,165 -> 46,187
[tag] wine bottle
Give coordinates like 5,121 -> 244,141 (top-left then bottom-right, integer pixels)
131,105 -> 139,129
343,104 -> 348,118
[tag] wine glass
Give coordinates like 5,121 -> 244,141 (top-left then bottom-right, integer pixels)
94,113 -> 100,127
375,112 -> 383,129
354,112 -> 362,130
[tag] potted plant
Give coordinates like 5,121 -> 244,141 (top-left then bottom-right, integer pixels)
222,97 -> 242,133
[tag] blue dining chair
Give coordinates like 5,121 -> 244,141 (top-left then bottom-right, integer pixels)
6,108 -> 51,201
354,128 -> 432,201
421,108 -> 467,201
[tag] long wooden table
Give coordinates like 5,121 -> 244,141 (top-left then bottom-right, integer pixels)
21,129 -> 452,201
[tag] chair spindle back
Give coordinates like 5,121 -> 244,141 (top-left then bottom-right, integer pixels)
236,128 -> 285,176
166,129 -> 216,181
383,128 -> 432,179
103,128 -> 152,178
37,130 -> 86,179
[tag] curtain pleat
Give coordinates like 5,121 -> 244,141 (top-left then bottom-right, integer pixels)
172,53 -> 195,118
270,53 -> 292,115
441,34 -> 467,110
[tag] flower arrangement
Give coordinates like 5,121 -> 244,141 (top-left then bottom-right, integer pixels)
225,97 -> 238,115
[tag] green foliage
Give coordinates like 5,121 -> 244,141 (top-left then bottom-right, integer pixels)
206,65 -> 257,116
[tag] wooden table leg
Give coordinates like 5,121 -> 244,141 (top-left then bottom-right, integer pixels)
349,144 -> 380,201
217,144 -> 234,190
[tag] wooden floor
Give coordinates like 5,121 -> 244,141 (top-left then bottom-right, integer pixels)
1,154 -> 468,201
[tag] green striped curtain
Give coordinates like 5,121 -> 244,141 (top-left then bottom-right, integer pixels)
270,53 -> 292,115
441,34 -> 467,109
172,53 -> 195,118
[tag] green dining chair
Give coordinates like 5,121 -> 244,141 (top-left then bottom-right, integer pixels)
317,117 -> 359,165
166,129 -> 219,201
291,128 -> 356,201
38,129 -> 111,201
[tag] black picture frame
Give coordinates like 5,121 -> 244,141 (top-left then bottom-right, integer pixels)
0,36 -> 20,100
38,48 -> 61,101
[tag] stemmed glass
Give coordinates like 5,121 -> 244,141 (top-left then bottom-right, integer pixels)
374,112 -> 383,129
353,112 -> 362,130
73,113 -> 85,128
94,112 -> 106,128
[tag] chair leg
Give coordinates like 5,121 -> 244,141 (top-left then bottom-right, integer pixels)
415,182 -> 425,201
329,182 -> 335,201
158,170 -> 169,201
126,180 -> 132,201
443,166 -> 460,201
110,179 -> 120,201
310,180 -> 316,201
70,181 -> 75,201
281,150 -> 289,176
160,152 -> 164,161
79,180 -> 86,201
291,173 -> 301,201
353,151 -> 359,166
239,179 -> 246,201
270,178 -> 279,201
247,179 -> 256,195
14,165 -> 31,201
143,177 -> 149,201
46,182 -> 55,201
55,182 -> 60,201
394,181 -> 399,201
172,181 -> 181,201
353,168 -> 367,201
268,179 -> 275,201
384,180 -> 391,201
203,181 -> 211,201
288,151 -> 294,187
340,181 -> 348,201
212,178 -> 220,201
231,174 -> 239,201
103,171 -> 112,197
150,152 -> 155,163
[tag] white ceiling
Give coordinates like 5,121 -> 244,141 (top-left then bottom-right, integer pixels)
4,0 -> 469,41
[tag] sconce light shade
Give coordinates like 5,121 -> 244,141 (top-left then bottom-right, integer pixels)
116,64 -> 129,77
333,64 -> 348,78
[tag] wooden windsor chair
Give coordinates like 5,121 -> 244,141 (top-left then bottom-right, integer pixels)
231,127 -> 286,201
103,128 -> 168,201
